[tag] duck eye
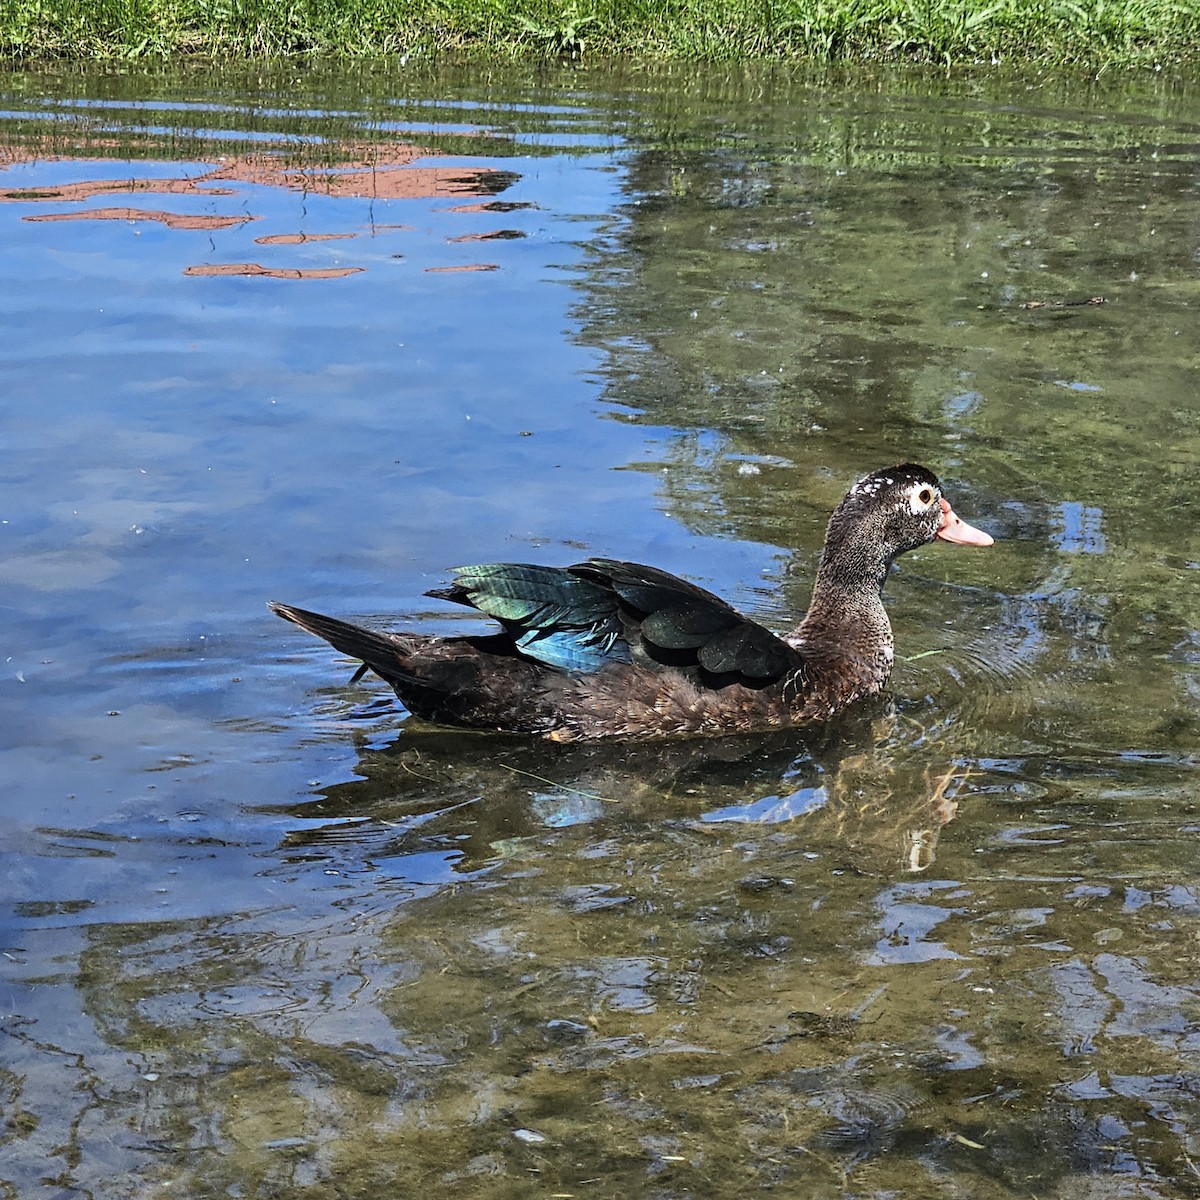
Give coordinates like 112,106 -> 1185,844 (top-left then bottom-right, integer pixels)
917,488 -> 934,506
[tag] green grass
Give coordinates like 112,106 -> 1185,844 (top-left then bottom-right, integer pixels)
3,0 -> 1198,64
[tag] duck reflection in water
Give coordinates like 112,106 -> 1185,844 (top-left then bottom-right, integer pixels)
273,706 -> 973,879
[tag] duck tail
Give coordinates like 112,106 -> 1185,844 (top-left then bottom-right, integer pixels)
268,601 -> 410,685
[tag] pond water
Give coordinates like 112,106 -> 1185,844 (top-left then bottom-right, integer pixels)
2,58 -> 1200,1198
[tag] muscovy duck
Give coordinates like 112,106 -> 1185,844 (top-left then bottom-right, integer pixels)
270,463 -> 992,740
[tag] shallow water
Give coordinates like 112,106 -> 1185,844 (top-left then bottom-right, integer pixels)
2,59 -> 1200,1198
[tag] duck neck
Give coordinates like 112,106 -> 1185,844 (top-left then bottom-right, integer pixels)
816,526 -> 894,598
792,534 -> 895,666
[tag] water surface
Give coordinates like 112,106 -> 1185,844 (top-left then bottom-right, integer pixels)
2,60 -> 1200,1198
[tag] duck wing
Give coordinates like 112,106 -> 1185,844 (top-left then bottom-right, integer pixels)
427,562 -> 631,673
576,558 -> 801,682
429,559 -> 802,685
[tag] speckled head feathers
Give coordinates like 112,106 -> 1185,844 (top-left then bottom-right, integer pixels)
846,463 -> 942,502
827,462 -> 993,566
821,463 -> 951,578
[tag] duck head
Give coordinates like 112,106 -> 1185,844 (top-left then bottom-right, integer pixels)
819,464 -> 993,593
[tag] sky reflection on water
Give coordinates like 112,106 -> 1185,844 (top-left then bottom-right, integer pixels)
2,61 -> 1200,1198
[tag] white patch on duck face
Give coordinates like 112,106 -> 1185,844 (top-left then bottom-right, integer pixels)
849,474 -> 895,498
902,480 -> 940,515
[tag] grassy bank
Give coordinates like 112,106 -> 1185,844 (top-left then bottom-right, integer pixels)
3,0 -> 1198,65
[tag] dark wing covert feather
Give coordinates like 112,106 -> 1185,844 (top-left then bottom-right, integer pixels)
574,559 -> 803,683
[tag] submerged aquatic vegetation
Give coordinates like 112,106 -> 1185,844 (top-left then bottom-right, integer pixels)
2,0 -> 1199,64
